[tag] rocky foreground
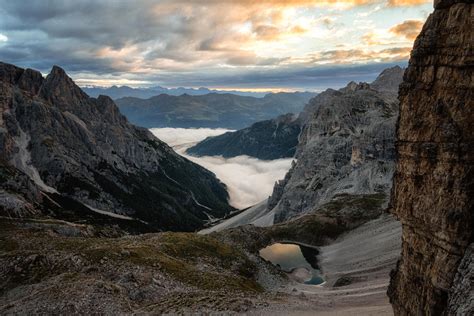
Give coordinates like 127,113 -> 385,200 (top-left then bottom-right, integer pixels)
1,193 -> 398,314
1,0 -> 472,313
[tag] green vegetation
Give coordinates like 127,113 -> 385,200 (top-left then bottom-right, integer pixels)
322,193 -> 386,214
0,220 -> 261,293
214,193 -> 389,255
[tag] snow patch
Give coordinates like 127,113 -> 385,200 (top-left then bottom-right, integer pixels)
85,204 -> 135,220
10,129 -> 57,193
63,111 -> 90,133
199,199 -> 273,234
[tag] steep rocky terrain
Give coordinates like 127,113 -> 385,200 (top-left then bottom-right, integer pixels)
187,113 -> 301,160
0,62 -> 233,232
267,66 -> 404,222
115,92 -> 315,129
0,190 -> 397,314
387,0 -> 473,314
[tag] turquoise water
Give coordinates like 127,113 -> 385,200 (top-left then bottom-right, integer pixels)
259,243 -> 324,285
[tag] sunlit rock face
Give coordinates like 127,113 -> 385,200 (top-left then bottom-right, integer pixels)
267,66 -> 404,222
387,0 -> 473,315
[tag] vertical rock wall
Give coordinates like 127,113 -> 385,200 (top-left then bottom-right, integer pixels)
388,0 -> 473,315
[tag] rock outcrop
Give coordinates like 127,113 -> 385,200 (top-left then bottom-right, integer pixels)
0,62 -> 233,232
267,66 -> 404,222
387,0 -> 473,315
186,113 -> 301,160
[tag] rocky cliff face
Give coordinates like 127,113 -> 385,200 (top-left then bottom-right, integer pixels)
267,66 -> 404,222
387,1 -> 473,315
186,113 -> 301,160
0,62 -> 233,232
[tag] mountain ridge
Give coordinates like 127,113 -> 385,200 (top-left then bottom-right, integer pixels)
186,113 -> 301,160
0,61 -> 233,232
266,66 -> 404,222
83,85 -> 281,99
115,91 -> 316,129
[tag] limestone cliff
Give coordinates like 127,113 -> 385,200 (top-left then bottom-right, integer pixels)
0,62 -> 233,232
387,0 -> 473,315
267,66 -> 404,222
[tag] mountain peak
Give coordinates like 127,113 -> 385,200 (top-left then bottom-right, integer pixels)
41,65 -> 89,103
370,66 -> 404,93
50,65 -> 67,76
342,81 -> 371,92
0,62 -> 44,95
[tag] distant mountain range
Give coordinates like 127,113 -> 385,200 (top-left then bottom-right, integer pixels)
188,67 -> 405,162
82,85 -> 272,99
115,92 -> 317,129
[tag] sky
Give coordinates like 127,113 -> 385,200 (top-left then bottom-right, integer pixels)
0,0 -> 433,92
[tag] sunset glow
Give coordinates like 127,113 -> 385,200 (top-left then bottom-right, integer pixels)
0,0 -> 431,90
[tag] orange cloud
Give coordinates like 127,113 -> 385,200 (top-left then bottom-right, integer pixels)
193,0 -> 376,6
254,24 -> 281,40
390,20 -> 424,40
203,0 -> 429,8
361,31 -> 399,46
291,25 -> 307,34
172,0 -> 412,12
252,24 -> 307,41
361,32 -> 381,45
387,0 -> 430,6
307,46 -> 411,64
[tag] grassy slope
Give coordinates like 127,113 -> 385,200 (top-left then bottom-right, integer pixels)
0,193 -> 387,313
0,218 -> 262,314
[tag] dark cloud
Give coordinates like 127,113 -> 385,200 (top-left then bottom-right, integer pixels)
0,1 -> 412,89
143,62 -> 407,91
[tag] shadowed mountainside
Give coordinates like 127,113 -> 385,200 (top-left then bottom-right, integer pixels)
0,62 -> 233,232
186,113 -> 301,160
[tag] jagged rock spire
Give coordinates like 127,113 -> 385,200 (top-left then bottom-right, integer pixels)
40,65 -> 89,104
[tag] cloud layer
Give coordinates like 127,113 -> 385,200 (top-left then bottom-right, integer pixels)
390,20 -> 424,40
0,0 -> 431,90
150,128 -> 293,209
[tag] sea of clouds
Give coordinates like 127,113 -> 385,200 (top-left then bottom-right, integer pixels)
150,128 -> 293,209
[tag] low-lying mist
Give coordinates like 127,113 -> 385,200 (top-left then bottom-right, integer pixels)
150,128 -> 293,209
